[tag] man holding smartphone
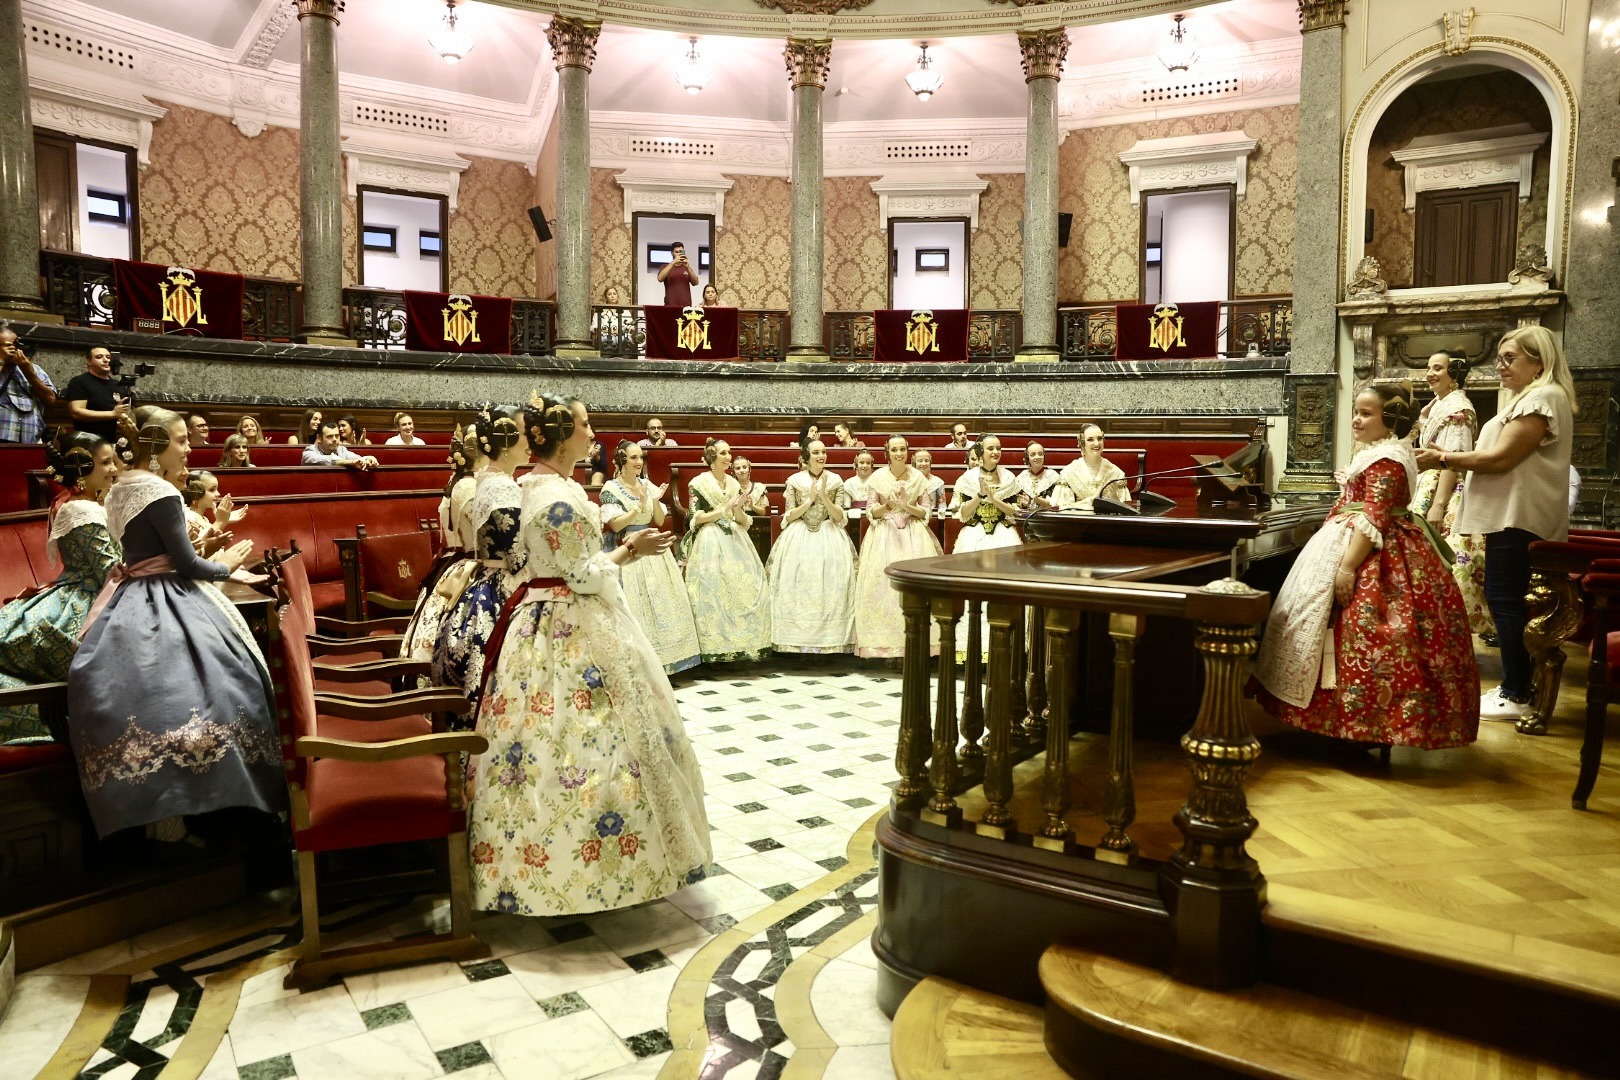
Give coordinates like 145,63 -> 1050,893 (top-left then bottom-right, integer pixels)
658,241 -> 699,307
0,326 -> 58,444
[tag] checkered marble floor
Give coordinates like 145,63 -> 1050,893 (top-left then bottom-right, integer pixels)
0,657 -> 909,1080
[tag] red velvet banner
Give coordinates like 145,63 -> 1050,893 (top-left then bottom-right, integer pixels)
1113,301 -> 1221,360
403,291 -> 513,354
112,259 -> 245,339
643,305 -> 739,361
873,309 -> 970,363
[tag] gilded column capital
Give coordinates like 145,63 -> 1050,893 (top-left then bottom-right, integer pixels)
1017,28 -> 1069,83
783,37 -> 832,91
1297,0 -> 1348,33
293,0 -> 344,21
546,17 -> 601,73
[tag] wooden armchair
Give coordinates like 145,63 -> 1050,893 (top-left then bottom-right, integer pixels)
1572,558 -> 1620,810
1520,531 -> 1620,735
336,522 -> 438,622
270,585 -> 488,986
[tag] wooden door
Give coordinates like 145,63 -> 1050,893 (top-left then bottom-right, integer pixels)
34,132 -> 76,253
1414,183 -> 1516,287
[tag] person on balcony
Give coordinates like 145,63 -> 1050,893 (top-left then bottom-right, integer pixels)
0,432 -> 120,743
680,438 -> 772,663
1417,326 -> 1575,723
0,327 -> 57,444
599,440 -> 700,675
1257,382 -> 1479,750
385,412 -> 423,445
63,346 -> 128,444
658,242 -> 699,307
853,436 -> 942,659
466,392 -> 709,917
767,438 -> 856,654
702,282 -> 721,306
302,421 -> 378,470
1055,425 -> 1126,511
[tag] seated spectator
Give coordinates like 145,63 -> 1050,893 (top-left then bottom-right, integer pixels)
734,456 -> 770,515
303,421 -> 378,469
217,434 -> 254,468
187,414 -> 210,445
832,422 -> 865,450
944,423 -> 971,450
385,411 -> 422,445
337,414 -> 371,446
579,437 -> 606,486
181,470 -> 245,556
235,415 -> 266,445
287,408 -> 323,445
966,440 -> 983,471
845,450 -> 877,509
0,326 -> 58,444
912,449 -> 946,513
639,417 -> 678,448
794,419 -> 821,449
64,346 -> 128,443
702,282 -> 721,306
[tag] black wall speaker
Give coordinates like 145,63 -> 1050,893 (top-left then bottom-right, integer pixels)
527,206 -> 553,243
1058,212 -> 1073,249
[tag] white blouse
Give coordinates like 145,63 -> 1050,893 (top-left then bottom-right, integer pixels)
1456,384 -> 1573,542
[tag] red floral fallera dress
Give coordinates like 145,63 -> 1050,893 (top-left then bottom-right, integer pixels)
1257,452 -> 1480,749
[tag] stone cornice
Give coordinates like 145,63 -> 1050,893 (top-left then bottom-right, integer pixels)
343,139 -> 472,210
1388,124 -> 1548,210
1059,35 -> 1301,131
28,71 -> 169,168
1118,130 -> 1259,204
869,173 -> 991,229
613,170 -> 736,225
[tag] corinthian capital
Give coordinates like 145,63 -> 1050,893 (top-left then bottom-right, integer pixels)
546,17 -> 602,72
1017,28 -> 1069,83
294,0 -> 344,21
1298,0 -> 1348,32
784,38 -> 832,91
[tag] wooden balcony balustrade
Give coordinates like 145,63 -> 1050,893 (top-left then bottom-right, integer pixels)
825,310 -> 1021,362
41,249 -> 300,341
1059,297 -> 1293,361
590,306 -> 788,362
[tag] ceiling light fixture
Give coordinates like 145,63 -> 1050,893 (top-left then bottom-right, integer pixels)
429,0 -> 473,65
675,37 -> 711,95
905,43 -> 943,102
1158,14 -> 1199,75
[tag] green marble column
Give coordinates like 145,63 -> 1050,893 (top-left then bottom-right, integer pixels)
1015,29 -> 1068,363
547,17 -> 600,358
0,0 -> 51,319
785,38 -> 831,363
295,0 -> 351,344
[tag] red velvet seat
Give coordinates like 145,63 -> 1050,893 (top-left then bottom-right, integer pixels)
1574,559 -> 1620,810
342,526 -> 438,620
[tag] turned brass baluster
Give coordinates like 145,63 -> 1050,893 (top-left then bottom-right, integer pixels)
977,602 -> 1017,838
1024,604 -> 1048,739
894,591 -> 932,802
1033,608 -> 1078,852
960,600 -> 985,760
1008,606 -> 1027,739
1097,612 -> 1145,864
924,597 -> 963,825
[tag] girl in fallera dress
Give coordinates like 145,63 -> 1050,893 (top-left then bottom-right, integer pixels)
853,436 -> 943,658
951,434 -> 1022,554
1056,424 -> 1127,509
600,440 -> 702,674
733,456 -> 771,516
1255,383 -> 1480,750
181,470 -> 246,557
467,392 -> 710,916
0,432 -> 121,743
432,407 -> 529,727
680,439 -> 773,663
767,438 -> 857,653
402,424 -> 486,662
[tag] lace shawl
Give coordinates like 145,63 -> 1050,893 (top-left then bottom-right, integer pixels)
105,472 -> 181,548
46,498 -> 108,566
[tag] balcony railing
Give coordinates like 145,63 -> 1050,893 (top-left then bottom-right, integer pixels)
1060,297 -> 1293,361
591,306 -> 788,362
826,309 -> 1022,362
343,287 -> 554,355
41,249 -> 301,341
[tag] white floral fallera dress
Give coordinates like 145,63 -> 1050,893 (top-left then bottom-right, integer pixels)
680,471 -> 772,663
766,470 -> 857,653
467,473 -> 712,917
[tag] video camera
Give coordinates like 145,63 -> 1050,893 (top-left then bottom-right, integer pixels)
108,351 -> 155,392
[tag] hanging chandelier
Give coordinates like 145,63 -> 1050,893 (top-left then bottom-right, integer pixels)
905,43 -> 943,102
1158,14 -> 1199,75
429,0 -> 474,65
675,37 -> 712,95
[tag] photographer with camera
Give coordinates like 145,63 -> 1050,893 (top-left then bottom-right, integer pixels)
0,325 -> 58,444
65,346 -> 132,443
657,241 -> 699,307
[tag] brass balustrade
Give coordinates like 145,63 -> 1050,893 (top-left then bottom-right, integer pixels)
1059,298 -> 1293,361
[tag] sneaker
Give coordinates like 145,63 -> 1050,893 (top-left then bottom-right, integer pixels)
1479,687 -> 1531,722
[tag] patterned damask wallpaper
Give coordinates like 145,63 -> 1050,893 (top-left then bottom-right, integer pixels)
142,102 -> 534,296
824,176 -> 885,311
1365,71 -> 1550,288
533,120 -> 558,300
1057,104 -> 1299,302
589,167 -> 633,303
971,173 -> 1025,310
716,175 -> 792,309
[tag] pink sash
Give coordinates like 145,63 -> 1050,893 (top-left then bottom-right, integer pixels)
79,555 -> 177,640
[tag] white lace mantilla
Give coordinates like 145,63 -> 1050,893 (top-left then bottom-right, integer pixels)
105,472 -> 181,547
469,468 -> 522,533
46,498 -> 108,565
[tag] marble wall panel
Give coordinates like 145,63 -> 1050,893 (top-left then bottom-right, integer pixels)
534,118 -> 559,301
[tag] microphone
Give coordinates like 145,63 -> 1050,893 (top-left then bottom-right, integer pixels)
1092,462 -> 1213,516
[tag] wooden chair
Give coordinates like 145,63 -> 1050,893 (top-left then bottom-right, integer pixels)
1574,558 -> 1620,809
337,523 -> 438,621
269,586 -> 487,986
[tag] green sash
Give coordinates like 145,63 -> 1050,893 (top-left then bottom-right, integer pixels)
1340,502 -> 1454,565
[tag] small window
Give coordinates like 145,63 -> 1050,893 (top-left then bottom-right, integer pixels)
419,230 -> 441,257
86,189 -> 127,225
915,248 -> 950,272
362,226 -> 397,253
1145,243 -> 1163,266
647,244 -> 674,270
698,247 -> 711,271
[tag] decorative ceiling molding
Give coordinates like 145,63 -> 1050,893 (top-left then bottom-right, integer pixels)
754,0 -> 875,14
236,0 -> 297,70
827,119 -> 1027,177
1118,129 -> 1258,205
870,174 -> 991,230
343,139 -> 471,210
613,170 -> 736,226
1389,124 -> 1548,211
28,73 -> 168,167
590,111 -> 791,175
1059,35 -> 1301,131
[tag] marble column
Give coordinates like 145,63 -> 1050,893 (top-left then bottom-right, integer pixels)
1561,0 -> 1620,377
785,38 -> 831,363
1015,29 -> 1068,363
1277,0 -> 1347,493
295,0 -> 350,344
547,17 -> 600,358
0,0 -> 51,319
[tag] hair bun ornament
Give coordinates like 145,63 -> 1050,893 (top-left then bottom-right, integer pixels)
115,437 -> 135,464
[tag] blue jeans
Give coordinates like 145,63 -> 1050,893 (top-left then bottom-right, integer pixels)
1484,528 -> 1537,700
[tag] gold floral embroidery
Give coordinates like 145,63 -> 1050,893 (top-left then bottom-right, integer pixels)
77,708 -> 281,791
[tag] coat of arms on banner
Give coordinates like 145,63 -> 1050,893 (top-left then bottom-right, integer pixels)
905,310 -> 939,355
442,294 -> 482,347
160,267 -> 208,330
1148,303 -> 1186,353
677,306 -> 711,352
